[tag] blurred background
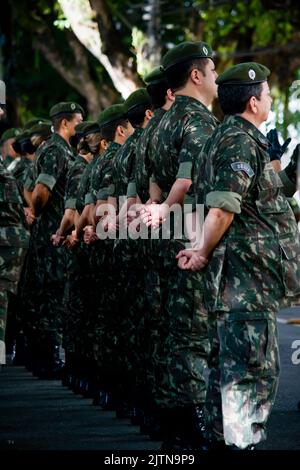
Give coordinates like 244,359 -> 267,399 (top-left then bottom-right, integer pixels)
1,0 -> 300,156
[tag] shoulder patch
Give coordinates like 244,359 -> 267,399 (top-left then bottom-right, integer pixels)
230,161 -> 255,178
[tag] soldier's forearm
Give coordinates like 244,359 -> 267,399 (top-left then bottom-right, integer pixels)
198,208 -> 234,258
164,178 -> 192,208
76,205 -> 92,238
57,209 -> 75,237
149,181 -> 163,203
23,189 -> 33,209
31,184 -> 50,217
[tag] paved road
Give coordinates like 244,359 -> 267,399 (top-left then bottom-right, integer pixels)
0,306 -> 299,451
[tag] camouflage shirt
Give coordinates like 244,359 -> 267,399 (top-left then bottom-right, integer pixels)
11,156 -> 32,196
201,115 -> 300,317
64,155 -> 88,210
0,161 -> 29,248
80,154 -> 100,208
32,133 -> 75,244
2,155 -> 14,169
132,108 -> 166,203
149,95 -> 218,200
76,155 -> 97,213
87,141 -> 121,204
109,128 -> 143,206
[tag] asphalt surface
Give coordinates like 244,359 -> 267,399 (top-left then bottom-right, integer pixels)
0,306 -> 299,451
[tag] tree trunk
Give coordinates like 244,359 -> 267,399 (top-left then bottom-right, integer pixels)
58,0 -> 142,98
34,26 -> 118,118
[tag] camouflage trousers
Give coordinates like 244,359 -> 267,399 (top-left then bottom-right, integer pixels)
113,237 -> 147,397
147,238 -> 175,408
63,243 -> 91,360
89,238 -> 119,389
142,238 -> 164,406
205,311 -> 280,449
19,236 -> 41,332
164,268 -> 209,408
32,244 -> 66,346
149,238 -> 209,409
0,246 -> 27,363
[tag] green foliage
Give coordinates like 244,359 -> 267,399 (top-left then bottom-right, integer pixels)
3,0 -> 300,135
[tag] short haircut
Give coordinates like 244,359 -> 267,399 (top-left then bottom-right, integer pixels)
127,103 -> 152,128
218,83 -> 263,115
165,57 -> 209,92
147,81 -> 169,109
52,113 -> 75,132
100,118 -> 129,142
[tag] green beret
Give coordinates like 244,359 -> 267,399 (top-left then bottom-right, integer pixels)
28,121 -> 52,138
162,41 -> 213,71
144,67 -> 167,86
75,121 -> 100,137
49,102 -> 84,119
216,62 -> 271,86
97,104 -> 127,128
14,130 -> 31,142
124,88 -> 151,113
23,118 -> 49,130
0,127 -> 22,144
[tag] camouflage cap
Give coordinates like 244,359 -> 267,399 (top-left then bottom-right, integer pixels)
49,102 -> 84,119
144,67 -> 167,86
124,88 -> 152,113
27,121 -> 52,137
14,130 -> 36,145
0,127 -> 22,144
162,41 -> 213,71
97,104 -> 127,128
23,118 -> 49,130
75,121 -> 100,137
216,62 -> 270,86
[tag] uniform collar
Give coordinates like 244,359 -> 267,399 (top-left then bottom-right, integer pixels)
155,108 -> 166,118
174,94 -> 210,112
133,127 -> 143,138
53,132 -> 71,149
52,132 -> 76,159
76,154 -> 89,164
225,115 -> 269,149
104,141 -> 121,158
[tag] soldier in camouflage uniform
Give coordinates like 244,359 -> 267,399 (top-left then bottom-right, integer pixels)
0,128 -> 21,169
140,42 -> 218,449
50,122 -> 96,383
130,69 -> 173,204
126,69 -> 174,433
0,161 -> 29,364
63,124 -> 107,396
22,120 -> 52,209
4,123 -> 52,362
178,63 -> 300,450
106,89 -> 153,417
10,131 -> 37,197
82,105 -> 133,405
27,101 -> 83,378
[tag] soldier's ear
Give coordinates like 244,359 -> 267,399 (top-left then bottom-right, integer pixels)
145,109 -> 153,120
60,118 -> 68,129
116,124 -> 125,138
190,68 -> 202,86
166,88 -> 175,101
248,95 -> 258,114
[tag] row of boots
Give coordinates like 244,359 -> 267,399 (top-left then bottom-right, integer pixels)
10,334 -> 256,451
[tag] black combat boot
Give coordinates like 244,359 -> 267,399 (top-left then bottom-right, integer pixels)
160,405 -> 209,452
